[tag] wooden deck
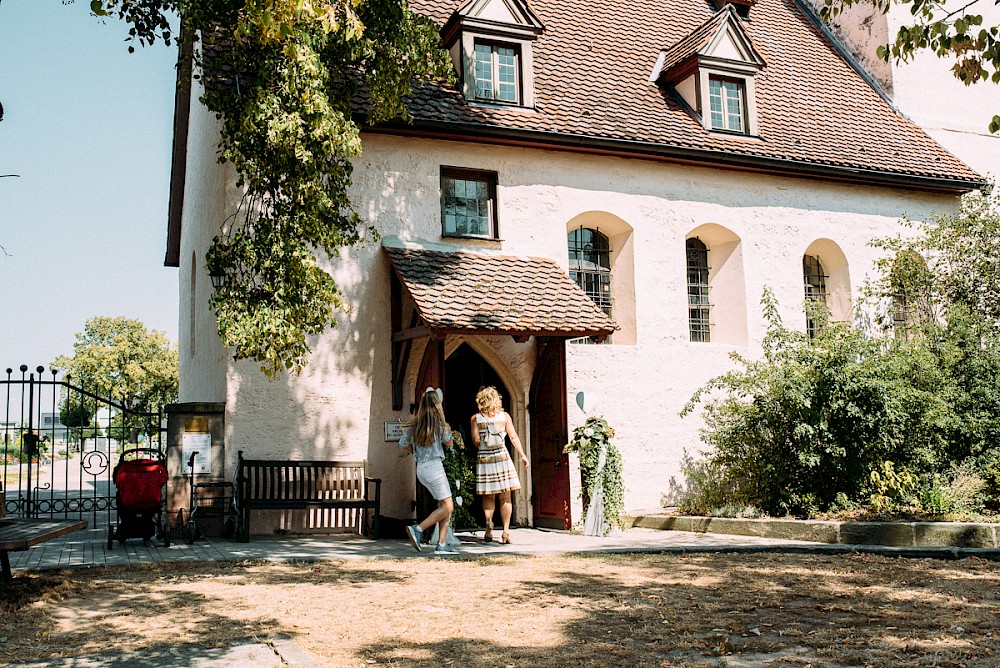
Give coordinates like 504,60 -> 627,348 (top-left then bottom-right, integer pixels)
0,517 -> 88,581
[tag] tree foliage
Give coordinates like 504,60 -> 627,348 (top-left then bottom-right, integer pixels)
88,0 -> 453,376
822,0 -> 1000,132
52,316 -> 179,410
869,187 -> 1000,328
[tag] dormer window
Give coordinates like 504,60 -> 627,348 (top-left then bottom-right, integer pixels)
708,77 -> 745,133
655,6 -> 765,137
474,42 -> 520,103
441,0 -> 544,108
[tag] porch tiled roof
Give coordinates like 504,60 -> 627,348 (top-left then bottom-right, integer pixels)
384,246 -> 617,338
398,0 -> 980,188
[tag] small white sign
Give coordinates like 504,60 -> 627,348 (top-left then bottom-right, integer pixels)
182,433 -> 212,474
384,421 -> 404,442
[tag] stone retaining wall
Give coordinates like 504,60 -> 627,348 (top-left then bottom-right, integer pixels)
632,515 -> 1000,549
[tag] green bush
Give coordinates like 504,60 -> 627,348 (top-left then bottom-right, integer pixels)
442,433 -> 477,530
682,288 -> 1000,518
917,461 -> 987,516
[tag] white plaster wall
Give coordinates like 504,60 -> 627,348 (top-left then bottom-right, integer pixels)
177,85 -> 232,406
180,130 -> 958,524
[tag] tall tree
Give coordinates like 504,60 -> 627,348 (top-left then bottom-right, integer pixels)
52,316 -> 179,410
87,0 -> 453,376
822,0 -> 1000,132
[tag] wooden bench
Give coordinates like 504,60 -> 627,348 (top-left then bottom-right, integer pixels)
0,517 -> 88,581
235,451 -> 381,542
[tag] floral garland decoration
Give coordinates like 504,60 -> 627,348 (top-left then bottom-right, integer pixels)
564,416 -> 627,532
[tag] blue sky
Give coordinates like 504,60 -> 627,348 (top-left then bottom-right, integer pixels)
0,0 -> 179,370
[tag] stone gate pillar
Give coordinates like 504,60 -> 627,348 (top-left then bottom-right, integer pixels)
165,402 -> 225,528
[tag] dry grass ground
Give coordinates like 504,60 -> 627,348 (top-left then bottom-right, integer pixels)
2,552 -> 999,667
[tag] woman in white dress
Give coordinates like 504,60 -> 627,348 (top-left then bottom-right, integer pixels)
470,386 -> 529,544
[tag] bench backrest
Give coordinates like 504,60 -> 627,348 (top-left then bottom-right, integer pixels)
239,459 -> 370,502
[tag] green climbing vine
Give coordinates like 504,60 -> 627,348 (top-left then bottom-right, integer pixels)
565,416 -> 627,532
91,0 -> 453,377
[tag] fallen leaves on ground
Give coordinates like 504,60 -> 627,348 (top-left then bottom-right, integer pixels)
1,552 -> 999,667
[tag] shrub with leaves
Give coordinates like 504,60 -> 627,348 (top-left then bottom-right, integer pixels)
565,417 -> 627,532
682,289 -> 961,517
442,432 -> 477,530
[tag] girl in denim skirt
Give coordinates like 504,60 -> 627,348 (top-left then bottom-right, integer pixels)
399,388 -> 457,554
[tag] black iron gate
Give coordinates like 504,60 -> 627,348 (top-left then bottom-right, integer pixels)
1,365 -> 166,521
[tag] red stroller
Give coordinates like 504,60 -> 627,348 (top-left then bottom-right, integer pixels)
108,447 -> 171,548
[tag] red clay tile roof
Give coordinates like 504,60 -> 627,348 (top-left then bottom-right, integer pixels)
394,0 -> 980,190
384,246 -> 617,338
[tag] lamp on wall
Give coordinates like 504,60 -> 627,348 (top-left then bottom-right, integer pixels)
209,265 -> 227,289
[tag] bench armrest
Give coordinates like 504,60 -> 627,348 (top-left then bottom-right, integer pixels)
364,477 -> 381,500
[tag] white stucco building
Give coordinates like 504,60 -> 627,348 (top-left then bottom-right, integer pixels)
164,0 -> 983,533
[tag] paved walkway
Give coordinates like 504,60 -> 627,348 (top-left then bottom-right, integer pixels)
9,521 -> 824,573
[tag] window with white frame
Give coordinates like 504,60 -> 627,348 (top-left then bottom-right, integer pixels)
708,76 -> 745,133
687,237 -> 711,342
803,254 -> 829,338
474,41 -> 520,104
441,167 -> 498,239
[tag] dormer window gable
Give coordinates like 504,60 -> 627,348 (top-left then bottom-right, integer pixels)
654,6 -> 766,137
442,0 -> 545,108
712,0 -> 758,19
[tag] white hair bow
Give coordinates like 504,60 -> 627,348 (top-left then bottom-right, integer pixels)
424,387 -> 443,401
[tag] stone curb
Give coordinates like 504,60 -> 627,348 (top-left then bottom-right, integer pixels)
633,514 -> 1000,549
600,543 -> 1000,560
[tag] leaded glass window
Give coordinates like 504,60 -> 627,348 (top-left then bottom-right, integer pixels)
441,168 -> 497,238
568,228 -> 612,344
474,42 -> 520,104
803,254 -> 828,338
687,237 -> 711,342
708,77 -> 745,133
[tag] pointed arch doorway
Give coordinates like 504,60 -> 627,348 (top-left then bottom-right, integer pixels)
443,342 -> 519,526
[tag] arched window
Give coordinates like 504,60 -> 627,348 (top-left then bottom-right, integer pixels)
568,227 -> 612,318
566,212 -> 636,345
686,237 -> 711,342
891,250 -> 932,338
802,254 -> 828,337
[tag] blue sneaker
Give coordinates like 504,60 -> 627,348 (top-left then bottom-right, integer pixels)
406,524 -> 423,552
433,543 -> 459,555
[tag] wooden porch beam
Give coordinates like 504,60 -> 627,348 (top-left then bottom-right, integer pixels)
392,326 -> 433,343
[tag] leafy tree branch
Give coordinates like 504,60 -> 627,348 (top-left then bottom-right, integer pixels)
88,0 -> 453,376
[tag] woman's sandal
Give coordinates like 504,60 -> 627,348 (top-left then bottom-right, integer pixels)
501,531 -> 512,544
484,521 -> 493,543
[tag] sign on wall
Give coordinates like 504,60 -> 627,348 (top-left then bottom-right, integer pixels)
182,432 -> 212,474
384,422 -> 404,442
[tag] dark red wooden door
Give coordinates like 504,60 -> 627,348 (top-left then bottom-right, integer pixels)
530,339 -> 571,529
